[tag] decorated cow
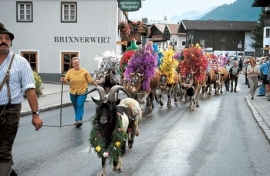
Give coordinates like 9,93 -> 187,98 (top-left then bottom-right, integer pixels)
156,46 -> 180,107
180,44 -> 208,110
93,51 -> 122,94
124,41 -> 159,111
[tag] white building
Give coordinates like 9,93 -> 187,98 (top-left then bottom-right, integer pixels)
0,0 -> 127,81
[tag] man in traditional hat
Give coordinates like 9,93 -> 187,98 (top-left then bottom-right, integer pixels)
0,23 -> 43,175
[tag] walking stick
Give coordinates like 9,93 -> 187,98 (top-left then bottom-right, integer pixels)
60,71 -> 65,127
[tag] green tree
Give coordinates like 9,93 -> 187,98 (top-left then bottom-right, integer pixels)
251,8 -> 269,56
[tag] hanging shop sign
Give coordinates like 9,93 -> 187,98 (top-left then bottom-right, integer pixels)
118,0 -> 141,12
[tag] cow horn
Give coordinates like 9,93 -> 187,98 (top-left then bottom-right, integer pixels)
84,86 -> 105,101
107,85 -> 131,102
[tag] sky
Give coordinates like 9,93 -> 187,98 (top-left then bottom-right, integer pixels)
128,0 -> 237,21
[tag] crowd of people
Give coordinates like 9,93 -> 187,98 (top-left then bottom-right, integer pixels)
218,53 -> 270,100
240,55 -> 270,100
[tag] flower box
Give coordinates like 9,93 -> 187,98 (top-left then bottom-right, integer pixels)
121,33 -> 141,42
118,21 -> 149,41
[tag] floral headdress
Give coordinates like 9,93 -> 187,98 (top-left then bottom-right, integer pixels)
95,50 -> 122,73
124,42 -> 157,90
207,53 -> 219,72
158,46 -> 179,84
180,44 -> 208,81
119,40 -> 138,74
153,43 -> 163,67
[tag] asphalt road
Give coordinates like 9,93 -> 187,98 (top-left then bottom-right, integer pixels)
12,76 -> 270,176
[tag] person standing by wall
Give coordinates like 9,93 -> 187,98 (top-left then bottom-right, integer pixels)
229,61 -> 241,92
61,57 -> 98,127
260,56 -> 270,100
0,23 -> 43,176
247,58 -> 259,99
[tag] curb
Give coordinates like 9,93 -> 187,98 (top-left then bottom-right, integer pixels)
20,99 -> 92,117
245,96 -> 270,144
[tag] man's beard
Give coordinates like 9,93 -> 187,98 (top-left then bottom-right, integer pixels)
0,45 -> 10,54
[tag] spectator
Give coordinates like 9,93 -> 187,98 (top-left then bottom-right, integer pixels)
247,58 -> 259,99
229,61 -> 241,92
259,56 -> 270,100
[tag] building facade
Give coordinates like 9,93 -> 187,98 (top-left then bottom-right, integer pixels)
147,23 -> 186,52
178,20 -> 257,57
0,0 -> 126,82
252,0 -> 270,56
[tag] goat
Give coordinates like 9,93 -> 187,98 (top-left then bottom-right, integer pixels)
86,85 -> 141,176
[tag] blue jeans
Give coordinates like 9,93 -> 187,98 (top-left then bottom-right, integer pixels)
70,93 -> 87,121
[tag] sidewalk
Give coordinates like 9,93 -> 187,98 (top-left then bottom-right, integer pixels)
21,83 -> 270,144
20,83 -> 99,116
245,95 -> 270,144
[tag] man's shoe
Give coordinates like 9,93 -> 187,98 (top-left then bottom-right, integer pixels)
230,90 -> 233,92
251,97 -> 254,100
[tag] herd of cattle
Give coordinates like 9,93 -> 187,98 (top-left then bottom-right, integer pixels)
85,42 -> 230,176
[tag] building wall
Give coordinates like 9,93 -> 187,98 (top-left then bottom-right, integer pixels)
0,0 -> 123,82
194,30 -> 255,56
264,26 -> 270,53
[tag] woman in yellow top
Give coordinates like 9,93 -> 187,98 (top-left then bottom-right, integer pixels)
247,57 -> 259,100
61,57 -> 98,127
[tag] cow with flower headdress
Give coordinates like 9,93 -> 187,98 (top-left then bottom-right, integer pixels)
93,51 -> 122,94
202,53 -> 219,98
180,44 -> 208,110
124,41 -> 160,111
156,46 -> 180,107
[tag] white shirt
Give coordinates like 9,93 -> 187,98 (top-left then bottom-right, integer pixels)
0,51 -> 35,105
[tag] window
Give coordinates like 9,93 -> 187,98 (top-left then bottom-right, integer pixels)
16,2 -> 33,22
181,41 -> 186,46
62,52 -> 78,72
61,2 -> 77,23
21,51 -> 38,71
266,29 -> 270,38
221,38 -> 226,43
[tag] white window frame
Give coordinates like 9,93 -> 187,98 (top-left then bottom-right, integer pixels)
61,2 -> 77,23
266,28 -> 270,38
16,2 -> 33,22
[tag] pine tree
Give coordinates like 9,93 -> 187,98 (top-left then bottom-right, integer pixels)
251,8 -> 270,56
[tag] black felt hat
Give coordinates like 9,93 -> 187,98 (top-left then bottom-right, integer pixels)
0,23 -> 14,40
